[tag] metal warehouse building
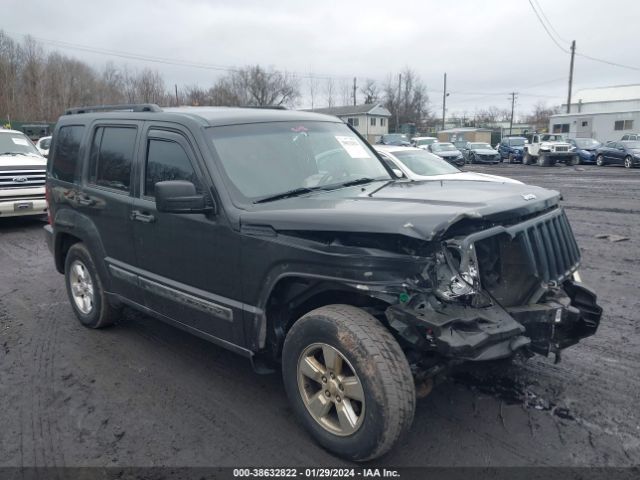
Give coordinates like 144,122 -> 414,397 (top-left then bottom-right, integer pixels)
549,84 -> 640,143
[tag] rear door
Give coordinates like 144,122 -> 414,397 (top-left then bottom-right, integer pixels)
79,121 -> 143,302
130,125 -> 242,344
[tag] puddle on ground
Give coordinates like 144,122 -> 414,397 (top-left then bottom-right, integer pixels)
451,370 -> 575,421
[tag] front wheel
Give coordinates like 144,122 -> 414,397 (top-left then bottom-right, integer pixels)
624,156 -> 634,169
596,154 -> 605,166
282,305 -> 415,461
523,152 -> 534,165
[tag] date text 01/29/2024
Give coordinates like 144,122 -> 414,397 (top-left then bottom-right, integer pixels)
232,468 -> 400,478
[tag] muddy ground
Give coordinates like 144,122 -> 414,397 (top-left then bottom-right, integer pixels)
0,163 -> 639,468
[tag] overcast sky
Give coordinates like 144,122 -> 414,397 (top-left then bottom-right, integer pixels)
4,0 -> 640,117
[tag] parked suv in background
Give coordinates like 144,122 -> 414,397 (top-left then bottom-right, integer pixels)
0,128 -> 47,218
498,136 -> 527,163
45,104 -> 601,461
621,134 -> 639,141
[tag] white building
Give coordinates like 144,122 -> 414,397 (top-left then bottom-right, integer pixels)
549,84 -> 640,142
306,104 -> 391,143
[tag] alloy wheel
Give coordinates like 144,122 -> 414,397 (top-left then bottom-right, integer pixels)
69,259 -> 94,314
297,343 -> 365,436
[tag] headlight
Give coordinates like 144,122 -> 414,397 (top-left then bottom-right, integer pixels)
434,246 -> 480,301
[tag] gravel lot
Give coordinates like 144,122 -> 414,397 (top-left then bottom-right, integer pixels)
1,163 -> 639,468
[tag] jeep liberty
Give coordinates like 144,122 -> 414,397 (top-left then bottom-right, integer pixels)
45,104 -> 602,461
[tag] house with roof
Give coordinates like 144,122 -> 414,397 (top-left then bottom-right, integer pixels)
549,84 -> 640,142
306,104 -> 392,143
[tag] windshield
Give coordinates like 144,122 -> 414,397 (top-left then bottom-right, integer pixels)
542,134 -> 564,141
415,138 -> 436,146
573,138 -> 600,149
0,132 -> 41,157
469,143 -> 492,150
207,121 -> 390,202
392,149 -> 460,176
625,141 -> 640,148
508,138 -> 525,146
384,134 -> 409,142
431,143 -> 457,152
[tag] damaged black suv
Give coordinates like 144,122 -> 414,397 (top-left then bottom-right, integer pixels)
45,104 -> 602,461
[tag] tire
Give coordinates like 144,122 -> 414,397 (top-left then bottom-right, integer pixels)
508,153 -> 514,164
282,304 -> 415,461
567,155 -> 580,166
539,154 -> 552,167
523,152 -> 533,165
624,156 -> 634,169
64,242 -> 120,328
596,154 -> 605,167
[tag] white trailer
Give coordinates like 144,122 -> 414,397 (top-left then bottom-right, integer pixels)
549,110 -> 640,143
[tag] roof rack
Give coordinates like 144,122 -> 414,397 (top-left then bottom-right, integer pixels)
240,105 -> 287,110
64,104 -> 162,115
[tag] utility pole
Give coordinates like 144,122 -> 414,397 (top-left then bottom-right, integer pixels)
396,73 -> 401,133
509,92 -> 517,135
567,40 -> 576,114
442,73 -> 447,130
174,84 -> 179,106
353,77 -> 357,106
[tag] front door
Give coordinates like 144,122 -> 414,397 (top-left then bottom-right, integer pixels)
131,125 -> 242,344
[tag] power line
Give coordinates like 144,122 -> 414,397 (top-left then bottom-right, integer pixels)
4,30 -> 349,81
525,3 -> 640,72
532,0 -> 569,44
575,52 -> 640,72
527,0 -> 569,53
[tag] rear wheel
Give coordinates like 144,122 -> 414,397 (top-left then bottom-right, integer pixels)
282,304 -> 415,461
596,154 -> 605,167
64,243 -> 120,328
624,156 -> 634,169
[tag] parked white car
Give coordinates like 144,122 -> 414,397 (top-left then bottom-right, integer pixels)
0,129 -> 48,218
36,135 -> 52,157
374,145 -> 522,184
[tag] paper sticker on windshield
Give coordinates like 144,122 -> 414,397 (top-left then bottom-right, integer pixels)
335,136 -> 370,159
12,137 -> 29,146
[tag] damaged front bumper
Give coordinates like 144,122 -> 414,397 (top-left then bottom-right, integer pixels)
383,207 -> 602,365
386,278 -> 601,362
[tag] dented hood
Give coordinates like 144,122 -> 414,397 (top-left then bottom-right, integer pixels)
241,179 -> 560,240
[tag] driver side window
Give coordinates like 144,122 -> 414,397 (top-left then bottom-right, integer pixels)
144,137 -> 200,198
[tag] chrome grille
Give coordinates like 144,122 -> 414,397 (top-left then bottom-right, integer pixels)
518,210 -> 580,283
554,146 -> 569,152
0,168 -> 46,189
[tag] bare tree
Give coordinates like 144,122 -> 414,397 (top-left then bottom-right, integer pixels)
339,79 -> 352,106
360,79 -> 379,104
308,74 -> 319,109
383,68 -> 430,132
525,101 -> 561,131
325,78 -> 335,108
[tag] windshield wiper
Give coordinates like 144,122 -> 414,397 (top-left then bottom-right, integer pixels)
254,187 -> 320,204
0,152 -> 26,156
339,177 -> 378,187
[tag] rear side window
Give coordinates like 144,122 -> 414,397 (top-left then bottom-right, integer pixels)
51,126 -> 84,183
144,138 -> 199,197
88,126 -> 137,192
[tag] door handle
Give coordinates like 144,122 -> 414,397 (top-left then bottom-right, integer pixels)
77,195 -> 95,206
130,210 -> 156,223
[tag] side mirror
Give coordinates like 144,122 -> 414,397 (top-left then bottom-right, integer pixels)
392,168 -> 406,178
155,180 -> 212,214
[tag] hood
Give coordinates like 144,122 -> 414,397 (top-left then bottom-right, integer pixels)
0,154 -> 46,168
434,150 -> 461,158
510,146 -> 524,151
409,171 -> 522,185
472,149 -> 498,155
241,180 -> 559,241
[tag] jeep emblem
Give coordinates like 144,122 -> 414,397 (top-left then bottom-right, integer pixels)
522,193 -> 537,201
12,176 -> 28,183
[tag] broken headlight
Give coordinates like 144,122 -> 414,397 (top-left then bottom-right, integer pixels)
433,244 -> 481,301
